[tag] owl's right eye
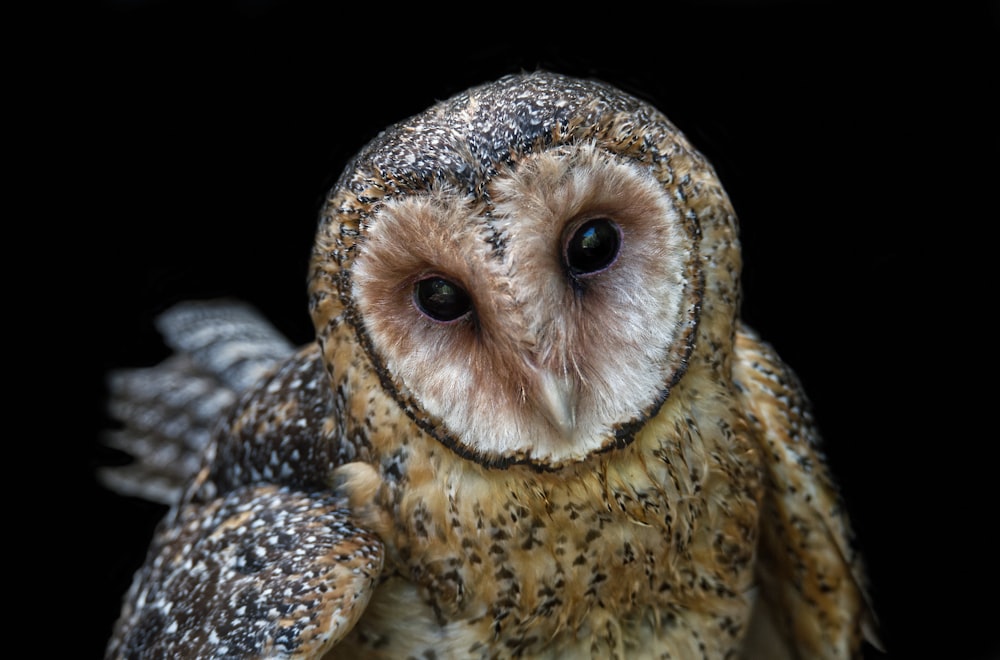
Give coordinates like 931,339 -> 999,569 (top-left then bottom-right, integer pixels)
413,276 -> 472,323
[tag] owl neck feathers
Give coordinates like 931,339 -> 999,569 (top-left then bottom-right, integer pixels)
336,344 -> 762,653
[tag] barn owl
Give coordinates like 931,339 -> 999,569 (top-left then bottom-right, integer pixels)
103,71 -> 879,659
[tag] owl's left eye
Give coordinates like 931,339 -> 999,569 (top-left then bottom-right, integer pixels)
563,217 -> 622,277
413,276 -> 472,323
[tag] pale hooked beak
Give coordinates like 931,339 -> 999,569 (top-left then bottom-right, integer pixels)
536,369 -> 577,441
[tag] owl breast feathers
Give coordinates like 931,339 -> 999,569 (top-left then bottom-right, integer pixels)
103,71 -> 879,659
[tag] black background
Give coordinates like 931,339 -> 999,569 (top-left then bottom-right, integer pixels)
38,1 -> 998,658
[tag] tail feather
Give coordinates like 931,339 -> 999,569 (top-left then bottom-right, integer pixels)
100,300 -> 296,505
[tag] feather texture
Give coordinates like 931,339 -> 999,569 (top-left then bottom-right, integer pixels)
104,72 -> 876,659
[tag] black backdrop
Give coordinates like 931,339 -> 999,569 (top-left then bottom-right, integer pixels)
46,2 -> 997,658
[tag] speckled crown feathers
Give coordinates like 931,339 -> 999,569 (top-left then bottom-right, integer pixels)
309,70 -> 740,344
306,71 -> 743,467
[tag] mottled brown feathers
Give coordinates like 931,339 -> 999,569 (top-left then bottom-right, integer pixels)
734,325 -> 878,658
105,71 -> 875,659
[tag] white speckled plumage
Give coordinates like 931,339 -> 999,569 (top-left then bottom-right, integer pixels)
104,71 -> 877,659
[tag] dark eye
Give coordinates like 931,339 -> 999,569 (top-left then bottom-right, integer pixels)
413,276 -> 472,322
564,217 -> 622,277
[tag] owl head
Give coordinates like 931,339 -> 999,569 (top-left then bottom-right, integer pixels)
309,71 -> 740,470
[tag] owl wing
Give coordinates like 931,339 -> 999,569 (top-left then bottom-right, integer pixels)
101,300 -> 296,505
104,301 -> 385,658
733,323 -> 879,659
105,484 -> 384,659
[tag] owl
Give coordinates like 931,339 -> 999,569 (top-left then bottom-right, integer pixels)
103,71 -> 879,659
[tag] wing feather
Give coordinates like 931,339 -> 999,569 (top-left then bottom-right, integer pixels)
103,300 -> 385,658
734,323 -> 878,659
100,300 -> 296,505
105,485 -> 384,659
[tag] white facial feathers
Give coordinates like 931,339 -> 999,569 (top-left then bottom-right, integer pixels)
350,143 -> 692,466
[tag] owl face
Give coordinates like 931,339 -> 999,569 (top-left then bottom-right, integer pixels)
349,143 -> 694,466
310,72 -> 732,469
